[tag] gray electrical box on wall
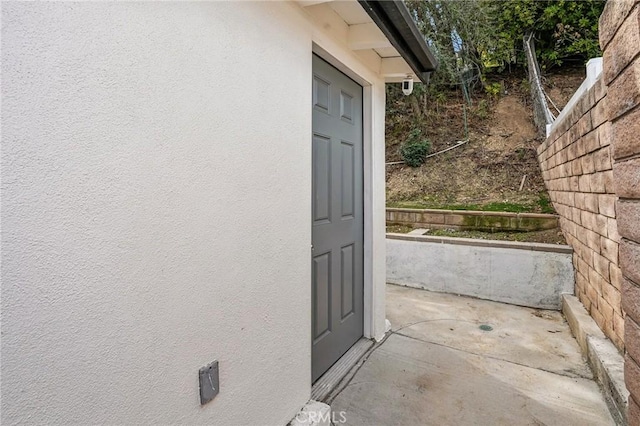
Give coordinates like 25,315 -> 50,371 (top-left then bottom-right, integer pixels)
199,360 -> 219,405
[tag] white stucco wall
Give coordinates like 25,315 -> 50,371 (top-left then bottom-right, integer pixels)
1,1 -> 387,424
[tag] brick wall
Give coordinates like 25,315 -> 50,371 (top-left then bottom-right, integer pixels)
538,0 -> 640,423
599,0 -> 640,424
537,75 -> 624,349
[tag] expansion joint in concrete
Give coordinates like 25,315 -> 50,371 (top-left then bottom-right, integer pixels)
393,330 -> 592,380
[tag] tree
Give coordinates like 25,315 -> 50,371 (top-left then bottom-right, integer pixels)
406,0 -> 605,77
407,0 -> 497,94
492,0 -> 605,69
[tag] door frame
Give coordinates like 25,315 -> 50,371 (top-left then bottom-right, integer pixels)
311,43 -> 385,343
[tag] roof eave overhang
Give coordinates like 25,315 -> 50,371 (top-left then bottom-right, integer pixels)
358,0 -> 438,83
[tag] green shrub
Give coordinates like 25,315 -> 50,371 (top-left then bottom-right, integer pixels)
537,193 -> 555,214
475,100 -> 489,119
484,82 -> 502,100
399,129 -> 431,167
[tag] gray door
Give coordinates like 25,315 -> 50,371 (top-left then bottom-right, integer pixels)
311,54 -> 364,382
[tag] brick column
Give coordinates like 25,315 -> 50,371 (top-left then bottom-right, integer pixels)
600,0 -> 640,423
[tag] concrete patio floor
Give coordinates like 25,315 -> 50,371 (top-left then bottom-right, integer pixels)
330,284 -> 614,425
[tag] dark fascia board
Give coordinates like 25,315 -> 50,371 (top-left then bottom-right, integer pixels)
358,0 -> 438,83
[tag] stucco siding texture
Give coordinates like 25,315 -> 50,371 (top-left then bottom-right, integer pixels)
2,2 -> 312,424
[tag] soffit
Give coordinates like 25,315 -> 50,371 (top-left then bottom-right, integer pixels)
297,0 -> 416,82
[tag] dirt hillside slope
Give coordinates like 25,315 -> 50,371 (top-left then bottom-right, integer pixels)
387,91 -> 548,212
385,68 -> 585,214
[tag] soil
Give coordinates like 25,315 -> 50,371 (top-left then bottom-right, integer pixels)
543,66 -> 587,112
385,225 -> 567,245
385,69 -> 585,214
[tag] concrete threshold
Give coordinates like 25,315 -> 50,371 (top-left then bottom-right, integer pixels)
311,338 -> 373,402
292,339 -> 376,426
562,294 -> 628,425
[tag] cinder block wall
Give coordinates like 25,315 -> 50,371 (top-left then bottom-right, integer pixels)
599,0 -> 640,423
538,0 -> 640,423
537,73 -> 624,349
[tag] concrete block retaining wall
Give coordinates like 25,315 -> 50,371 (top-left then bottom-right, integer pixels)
386,234 -> 574,310
597,1 -> 640,420
537,67 -> 625,350
386,208 -> 559,232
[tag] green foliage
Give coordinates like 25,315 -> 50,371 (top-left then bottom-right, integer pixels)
387,199 -> 555,214
519,78 -> 530,96
407,0 -> 496,93
399,129 -> 431,167
434,91 -> 448,106
493,0 -> 605,69
404,0 -> 604,87
481,202 -> 529,213
484,82 -> 502,99
391,201 -> 530,213
474,99 -> 490,119
537,193 -> 556,214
